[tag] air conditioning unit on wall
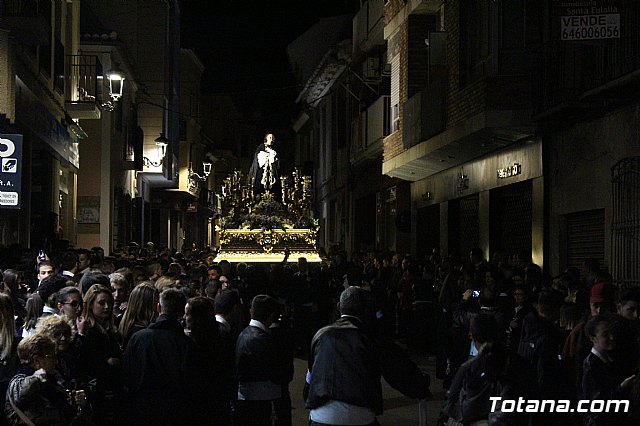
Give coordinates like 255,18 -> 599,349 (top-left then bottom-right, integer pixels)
363,56 -> 380,80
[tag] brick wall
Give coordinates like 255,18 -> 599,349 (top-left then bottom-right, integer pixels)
383,130 -> 403,161
384,0 -> 405,24
445,0 -> 488,129
384,0 -> 533,161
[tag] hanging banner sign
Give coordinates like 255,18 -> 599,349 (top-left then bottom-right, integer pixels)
0,134 -> 23,209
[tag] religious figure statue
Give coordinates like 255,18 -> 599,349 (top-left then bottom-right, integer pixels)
248,133 -> 279,195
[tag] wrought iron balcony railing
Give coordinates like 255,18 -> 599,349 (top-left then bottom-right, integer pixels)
65,54 -> 104,119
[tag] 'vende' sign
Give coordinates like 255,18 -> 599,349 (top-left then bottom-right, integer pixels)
560,2 -> 620,40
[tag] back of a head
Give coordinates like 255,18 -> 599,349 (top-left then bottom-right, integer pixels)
250,294 -> 279,324
61,250 -> 79,271
346,266 -> 363,286
470,313 -> 498,345
537,288 -> 565,319
38,275 -> 68,306
339,286 -> 374,320
478,288 -> 496,308
159,287 -> 187,319
80,272 -> 110,296
214,288 -> 239,315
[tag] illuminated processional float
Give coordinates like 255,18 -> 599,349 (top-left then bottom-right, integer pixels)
214,167 -> 321,263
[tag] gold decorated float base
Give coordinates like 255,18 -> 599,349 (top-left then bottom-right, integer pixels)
214,228 -> 321,263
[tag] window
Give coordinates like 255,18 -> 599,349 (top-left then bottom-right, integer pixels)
459,0 -> 491,86
391,103 -> 400,133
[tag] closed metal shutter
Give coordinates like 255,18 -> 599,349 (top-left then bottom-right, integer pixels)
452,194 -> 479,259
490,181 -> 532,260
566,209 -> 605,272
416,204 -> 440,259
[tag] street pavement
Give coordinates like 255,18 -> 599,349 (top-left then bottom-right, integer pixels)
289,347 -> 445,425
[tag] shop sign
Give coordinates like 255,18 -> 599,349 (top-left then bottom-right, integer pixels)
186,202 -> 198,213
559,1 -> 620,40
497,163 -> 522,179
0,134 -> 23,209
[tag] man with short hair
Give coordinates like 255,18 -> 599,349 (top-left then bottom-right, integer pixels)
36,261 -> 56,288
123,288 -> 200,424
441,314 -> 537,426
110,272 -> 130,325
215,288 -> 240,341
76,249 -> 92,277
60,250 -> 79,282
214,288 -> 241,418
305,286 -> 430,426
612,286 -> 640,381
235,294 -> 282,426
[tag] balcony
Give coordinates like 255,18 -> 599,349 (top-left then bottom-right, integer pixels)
535,8 -> 640,121
352,0 -> 385,55
351,95 -> 390,168
64,55 -> 103,120
402,79 -> 446,149
0,0 -> 49,45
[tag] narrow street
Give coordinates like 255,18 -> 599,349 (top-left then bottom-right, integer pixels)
289,347 -> 444,425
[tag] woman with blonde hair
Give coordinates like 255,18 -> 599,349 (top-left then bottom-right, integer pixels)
5,333 -> 90,425
77,284 -> 122,424
35,315 -> 78,387
154,275 -> 176,293
0,292 -> 20,407
118,282 -> 159,349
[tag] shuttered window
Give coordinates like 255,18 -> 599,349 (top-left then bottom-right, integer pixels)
390,55 -> 400,133
566,209 -> 605,271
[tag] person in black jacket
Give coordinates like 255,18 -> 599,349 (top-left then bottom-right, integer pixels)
122,288 -> 200,425
185,296 -> 232,425
77,284 -> 122,425
305,285 -> 430,426
235,294 -> 282,426
440,313 -> 537,426
582,314 -> 636,426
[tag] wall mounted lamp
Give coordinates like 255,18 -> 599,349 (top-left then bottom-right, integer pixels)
189,161 -> 212,181
142,133 -> 168,167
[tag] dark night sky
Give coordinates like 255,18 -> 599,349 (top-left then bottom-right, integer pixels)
179,0 -> 359,129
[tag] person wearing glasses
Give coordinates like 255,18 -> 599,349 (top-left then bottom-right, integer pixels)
35,314 -> 80,390
57,286 -> 83,328
6,334 -> 90,425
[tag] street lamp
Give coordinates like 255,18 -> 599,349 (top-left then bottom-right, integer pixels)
107,65 -> 125,102
143,133 -> 168,167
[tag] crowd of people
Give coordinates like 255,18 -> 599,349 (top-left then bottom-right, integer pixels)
0,241 -> 638,425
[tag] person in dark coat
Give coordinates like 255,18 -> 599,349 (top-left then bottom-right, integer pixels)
122,288 -> 200,425
76,284 -> 122,425
184,296 -> 232,425
235,294 -> 282,426
305,286 -> 430,426
582,314 -> 636,426
441,313 -> 537,426
0,293 -> 21,409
